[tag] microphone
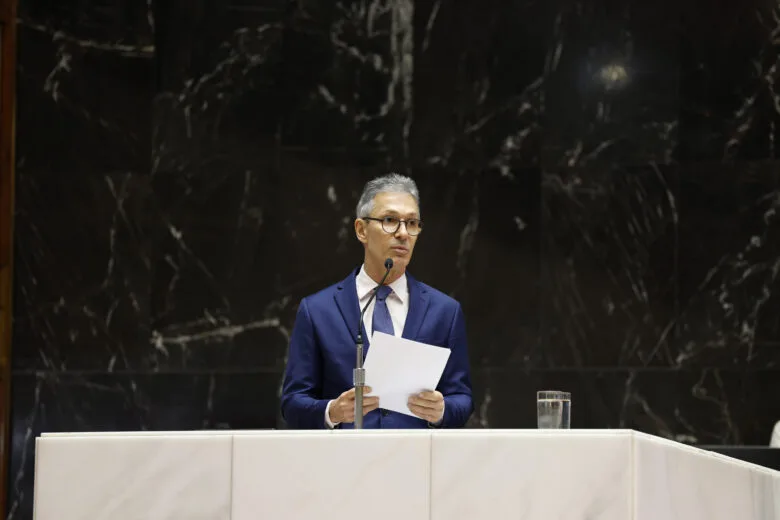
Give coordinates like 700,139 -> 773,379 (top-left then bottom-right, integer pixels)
354,258 -> 393,429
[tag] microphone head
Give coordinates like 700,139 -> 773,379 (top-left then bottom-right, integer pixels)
384,258 -> 394,270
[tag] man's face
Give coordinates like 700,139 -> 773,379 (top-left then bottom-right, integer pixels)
356,192 -> 421,274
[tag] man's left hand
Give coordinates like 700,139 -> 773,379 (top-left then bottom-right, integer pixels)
408,390 -> 445,424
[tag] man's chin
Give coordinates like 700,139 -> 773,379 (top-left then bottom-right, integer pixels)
389,255 -> 410,271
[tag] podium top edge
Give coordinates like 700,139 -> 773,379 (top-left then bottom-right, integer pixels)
39,428 -> 639,438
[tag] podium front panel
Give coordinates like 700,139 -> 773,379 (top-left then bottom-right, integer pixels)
634,433 -> 780,520
33,434 -> 233,520
231,430 -> 431,520
31,429 -> 780,520
430,430 -> 633,520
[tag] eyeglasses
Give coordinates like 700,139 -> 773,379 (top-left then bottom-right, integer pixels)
363,216 -> 423,235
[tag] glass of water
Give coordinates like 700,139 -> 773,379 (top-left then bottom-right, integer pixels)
537,390 -> 571,429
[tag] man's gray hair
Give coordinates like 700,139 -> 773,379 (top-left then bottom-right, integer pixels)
355,173 -> 420,218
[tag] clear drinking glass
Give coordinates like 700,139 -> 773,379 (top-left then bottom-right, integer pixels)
537,390 -> 571,429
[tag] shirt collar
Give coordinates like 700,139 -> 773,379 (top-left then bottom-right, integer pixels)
356,264 -> 408,304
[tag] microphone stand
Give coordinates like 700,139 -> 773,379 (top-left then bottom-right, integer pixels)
353,330 -> 368,430
354,259 -> 393,429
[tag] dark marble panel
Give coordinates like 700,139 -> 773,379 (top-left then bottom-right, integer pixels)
674,162 -> 780,367
153,0 -> 409,170
13,0 -> 156,373
5,370 -> 282,520
469,368 -> 780,446
147,153 -> 381,371
411,0 -> 548,169
16,0 -> 154,173
410,168 -> 541,368
12,172 -> 151,371
20,0 -> 153,44
152,0 -> 286,171
277,1 -> 413,153
540,164 -> 679,367
678,0 -> 780,161
543,0 -> 679,167
541,161 -> 780,369
147,156 -> 540,371
145,0 -> 422,371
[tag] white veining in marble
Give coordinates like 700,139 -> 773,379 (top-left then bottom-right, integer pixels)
430,430 -> 634,520
633,432 -> 780,520
33,435 -> 233,520
230,430 -> 431,520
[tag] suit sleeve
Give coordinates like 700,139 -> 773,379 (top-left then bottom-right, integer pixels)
437,303 -> 474,428
280,298 -> 330,429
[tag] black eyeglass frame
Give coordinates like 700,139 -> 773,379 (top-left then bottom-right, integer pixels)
361,216 -> 424,235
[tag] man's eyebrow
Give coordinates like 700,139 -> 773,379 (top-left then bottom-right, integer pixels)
380,210 -> 420,218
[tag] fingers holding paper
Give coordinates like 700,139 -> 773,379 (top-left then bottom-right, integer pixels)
408,390 -> 445,424
329,387 -> 380,424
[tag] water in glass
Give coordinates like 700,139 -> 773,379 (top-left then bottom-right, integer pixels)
537,392 -> 571,429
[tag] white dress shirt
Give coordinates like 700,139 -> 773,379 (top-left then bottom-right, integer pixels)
356,264 -> 409,339
325,265 -> 409,427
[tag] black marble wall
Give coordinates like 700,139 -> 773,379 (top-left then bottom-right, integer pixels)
7,0 -> 780,517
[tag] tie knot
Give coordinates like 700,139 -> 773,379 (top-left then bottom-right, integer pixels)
376,285 -> 392,302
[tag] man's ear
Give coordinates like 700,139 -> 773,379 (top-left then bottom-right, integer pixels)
355,218 -> 368,244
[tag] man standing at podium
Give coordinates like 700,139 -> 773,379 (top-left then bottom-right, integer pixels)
281,173 -> 474,429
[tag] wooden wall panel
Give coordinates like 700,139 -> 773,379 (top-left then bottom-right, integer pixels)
0,0 -> 16,515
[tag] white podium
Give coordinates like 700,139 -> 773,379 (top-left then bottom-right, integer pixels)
33,429 -> 780,520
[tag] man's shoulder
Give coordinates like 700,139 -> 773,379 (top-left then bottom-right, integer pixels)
412,277 -> 460,310
300,271 -> 356,308
302,280 -> 342,306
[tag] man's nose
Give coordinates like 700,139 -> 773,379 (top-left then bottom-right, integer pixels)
395,222 -> 410,238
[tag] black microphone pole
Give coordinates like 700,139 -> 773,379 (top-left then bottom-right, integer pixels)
354,258 -> 394,429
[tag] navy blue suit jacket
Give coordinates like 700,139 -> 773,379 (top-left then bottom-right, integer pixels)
281,267 -> 474,429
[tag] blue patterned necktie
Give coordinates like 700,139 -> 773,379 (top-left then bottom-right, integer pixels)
372,285 -> 395,336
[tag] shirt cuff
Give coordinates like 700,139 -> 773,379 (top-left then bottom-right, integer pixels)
325,399 -> 340,429
428,402 -> 445,428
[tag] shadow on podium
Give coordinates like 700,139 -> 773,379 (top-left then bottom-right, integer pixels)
697,446 -> 780,472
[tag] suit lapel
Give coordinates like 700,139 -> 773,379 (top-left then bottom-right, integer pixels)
402,273 -> 430,340
335,268 -> 429,346
334,268 -> 362,344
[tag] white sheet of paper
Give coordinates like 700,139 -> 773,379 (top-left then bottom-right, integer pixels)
363,331 -> 452,417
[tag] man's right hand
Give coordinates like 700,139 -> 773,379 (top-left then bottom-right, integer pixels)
328,387 -> 380,424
